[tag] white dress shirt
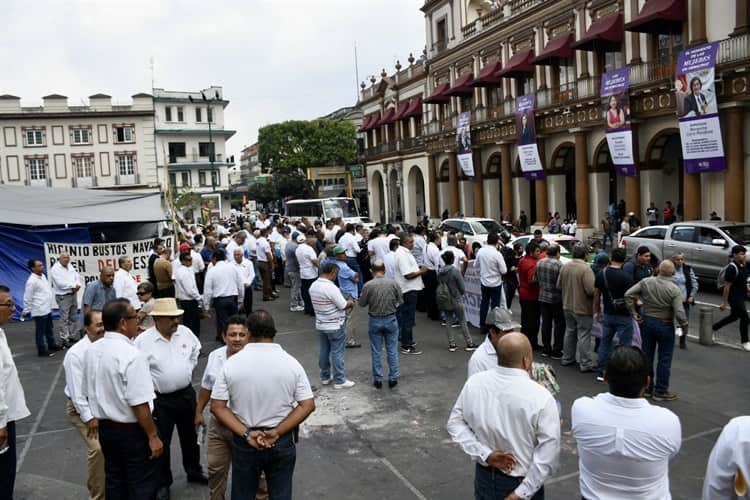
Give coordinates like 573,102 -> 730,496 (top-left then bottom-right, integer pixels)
0,328 -> 30,428
63,335 -> 95,422
368,236 -> 394,264
243,234 -> 257,257
393,247 -> 424,293
411,235 -> 427,265
134,325 -> 201,394
23,273 -> 55,317
467,336 -> 497,378
114,268 -> 140,309
423,242 -> 442,271
572,392 -> 681,500
256,237 -> 272,262
442,246 -> 467,271
383,252 -> 397,280
174,265 -> 202,302
201,346 -> 228,391
703,416 -> 750,500
211,343 -> 313,428
475,245 -> 507,288
447,366 -> 560,499
203,260 -> 244,309
296,244 -> 319,280
49,262 -> 80,295
191,249 -> 205,273
338,232 -> 360,258
83,331 -> 155,423
226,239 -> 242,257
309,277 -> 348,330
233,258 -> 256,288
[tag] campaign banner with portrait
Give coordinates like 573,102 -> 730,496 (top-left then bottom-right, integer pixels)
515,93 -> 544,180
675,42 -> 726,173
601,67 -> 635,176
456,111 -> 475,177
462,260 -> 481,328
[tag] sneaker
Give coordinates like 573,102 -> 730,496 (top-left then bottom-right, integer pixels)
451,322 -> 461,328
293,306 -> 305,312
333,380 -> 355,389
37,351 -> 55,358
321,378 -> 333,386
388,380 -> 398,388
743,342 -> 750,352
596,375 -> 605,382
643,390 -> 653,398
464,343 -> 478,352
550,352 -> 563,360
440,320 -> 447,327
652,391 -> 678,401
401,346 -> 423,355
373,380 -> 383,389
448,343 -> 457,352
345,339 -> 362,348
540,351 -> 551,358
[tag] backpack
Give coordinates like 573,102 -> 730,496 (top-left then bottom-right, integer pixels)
717,262 -> 738,291
436,280 -> 454,311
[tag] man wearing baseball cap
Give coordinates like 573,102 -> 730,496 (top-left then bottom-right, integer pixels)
713,245 -> 750,351
468,307 -> 515,377
135,298 -> 207,497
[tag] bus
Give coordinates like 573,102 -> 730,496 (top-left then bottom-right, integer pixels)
285,197 -> 374,227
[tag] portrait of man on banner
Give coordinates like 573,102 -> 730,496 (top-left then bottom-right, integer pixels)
675,70 -> 717,118
516,110 -> 536,145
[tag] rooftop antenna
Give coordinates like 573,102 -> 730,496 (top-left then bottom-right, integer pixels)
149,56 -> 155,91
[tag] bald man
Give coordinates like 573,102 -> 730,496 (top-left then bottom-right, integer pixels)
447,333 -> 560,499
82,267 -> 116,316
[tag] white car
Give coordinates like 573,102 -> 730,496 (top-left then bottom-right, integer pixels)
508,234 -> 580,264
439,217 -> 505,246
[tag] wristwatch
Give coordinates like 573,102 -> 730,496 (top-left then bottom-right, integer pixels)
241,427 -> 253,440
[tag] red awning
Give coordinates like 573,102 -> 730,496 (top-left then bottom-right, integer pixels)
495,50 -> 535,79
358,114 -> 374,132
572,13 -> 624,52
360,112 -> 380,131
624,0 -> 685,34
424,82 -> 451,104
392,101 -> 410,121
471,62 -> 503,87
444,73 -> 475,97
375,107 -> 396,127
532,34 -> 575,65
401,97 -> 423,119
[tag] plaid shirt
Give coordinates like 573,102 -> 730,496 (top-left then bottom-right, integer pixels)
535,257 -> 563,304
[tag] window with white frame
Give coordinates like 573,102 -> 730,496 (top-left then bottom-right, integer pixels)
207,107 -> 213,123
195,107 -> 202,122
117,154 -> 136,175
28,158 -> 46,179
73,155 -> 94,177
165,106 -> 172,122
211,170 -> 220,186
26,129 -> 44,146
199,171 -> 207,186
177,107 -> 184,122
71,127 -> 91,145
114,125 -> 134,144
181,171 -> 190,187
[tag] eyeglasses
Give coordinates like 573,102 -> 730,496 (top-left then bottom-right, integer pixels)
125,315 -> 138,320
0,302 -> 14,308
136,291 -> 150,296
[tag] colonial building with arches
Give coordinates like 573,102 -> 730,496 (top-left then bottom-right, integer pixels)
360,0 -> 750,233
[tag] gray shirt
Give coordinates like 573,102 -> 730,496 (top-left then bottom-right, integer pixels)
82,280 -> 116,310
358,275 -> 403,317
285,241 -> 299,272
625,275 -> 688,329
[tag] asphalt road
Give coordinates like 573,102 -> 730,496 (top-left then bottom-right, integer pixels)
6,285 -> 750,499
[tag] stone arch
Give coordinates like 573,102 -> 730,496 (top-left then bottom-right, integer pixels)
388,167 -> 402,222
484,152 -> 502,219
643,128 -> 683,217
406,165 -> 427,223
370,170 -> 386,225
549,141 -> 576,220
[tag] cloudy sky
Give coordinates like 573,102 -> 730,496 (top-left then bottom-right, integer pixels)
2,0 -> 425,156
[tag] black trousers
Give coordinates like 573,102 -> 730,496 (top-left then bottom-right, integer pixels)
242,286 -> 253,315
0,421 -> 16,500
713,295 -> 750,343
423,270 -> 440,320
155,285 -> 175,299
540,301 -> 565,355
98,420 -> 160,500
301,278 -> 316,316
178,299 -> 201,338
213,295 -> 238,338
153,386 -> 202,488
520,299 -> 541,348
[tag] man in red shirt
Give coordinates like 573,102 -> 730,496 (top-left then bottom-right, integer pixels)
518,241 -> 543,350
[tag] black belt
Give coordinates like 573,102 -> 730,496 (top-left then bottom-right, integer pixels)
99,419 -> 140,429
155,384 -> 193,398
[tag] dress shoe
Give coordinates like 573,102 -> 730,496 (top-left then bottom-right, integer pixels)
156,487 -> 170,500
187,472 -> 209,484
373,381 -> 383,389
388,380 -> 398,388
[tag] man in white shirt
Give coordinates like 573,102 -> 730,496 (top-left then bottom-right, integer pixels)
83,299 -> 163,499
114,256 -> 140,311
447,333 -> 560,500
135,298 -> 206,495
22,259 -> 59,357
393,235 -> 427,354
63,310 -> 105,500
225,232 -> 246,259
49,252 -> 80,347
296,235 -> 320,316
467,306 -> 515,377
422,232 -> 443,321
203,250 -> 244,342
411,226 -> 427,266
572,345 -> 681,499
703,416 -> 750,499
441,235 -> 467,273
310,263 -> 355,389
338,224 -> 363,293
383,238 -> 399,280
174,251 -> 203,338
475,233 -> 507,334
0,285 -> 31,500
232,248 -> 256,315
256,228 -> 276,301
211,310 -> 315,499
367,229 -> 393,265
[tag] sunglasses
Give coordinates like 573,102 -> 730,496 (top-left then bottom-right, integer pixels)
136,291 -> 151,296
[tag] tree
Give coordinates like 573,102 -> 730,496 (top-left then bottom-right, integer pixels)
247,170 -> 314,205
258,119 -> 358,172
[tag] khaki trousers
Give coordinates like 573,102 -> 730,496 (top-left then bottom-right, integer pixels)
208,416 -> 268,500
66,400 -> 105,500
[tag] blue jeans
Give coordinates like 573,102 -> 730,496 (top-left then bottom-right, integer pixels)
397,291 -> 418,349
641,317 -> 676,394
346,257 -> 362,294
317,326 -> 346,384
33,313 -> 57,354
479,285 -> 502,333
598,314 -> 634,374
474,464 -> 544,500
231,432 -> 296,500
368,315 -> 399,382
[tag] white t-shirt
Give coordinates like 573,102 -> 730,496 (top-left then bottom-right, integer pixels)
393,246 -> 424,293
368,236 -> 393,264
338,232 -> 360,258
475,245 -> 507,288
296,244 -> 319,280
256,237 -> 272,262
441,246 -> 466,271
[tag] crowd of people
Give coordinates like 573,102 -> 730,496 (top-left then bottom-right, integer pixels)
0,211 -> 749,499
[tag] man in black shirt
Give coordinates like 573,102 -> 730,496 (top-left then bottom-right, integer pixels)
147,238 -> 165,286
623,246 -> 654,284
594,248 -> 635,379
713,245 -> 750,351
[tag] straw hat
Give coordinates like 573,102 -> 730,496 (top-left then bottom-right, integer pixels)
150,298 -> 184,317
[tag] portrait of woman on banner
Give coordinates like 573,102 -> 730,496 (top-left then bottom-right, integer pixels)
604,94 -> 629,130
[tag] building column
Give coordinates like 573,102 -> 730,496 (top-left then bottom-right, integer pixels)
534,140 -> 548,226
689,0 -> 707,45
501,142 -> 513,218
683,173 -> 702,220
733,0 -> 750,35
428,154 -> 438,218
628,0 -> 642,63
472,149 -> 484,216
725,106 -> 745,221
626,123 -> 642,216
448,153 -> 460,214
576,8 -> 589,77
573,129 -> 591,227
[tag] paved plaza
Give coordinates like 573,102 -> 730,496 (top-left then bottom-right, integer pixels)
7,287 -> 750,500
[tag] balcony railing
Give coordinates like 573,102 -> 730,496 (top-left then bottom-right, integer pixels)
630,60 -> 676,86
71,176 -> 97,188
461,0 -> 546,40
718,32 -> 750,65
401,136 -> 424,150
364,136 -> 425,157
432,40 -> 447,56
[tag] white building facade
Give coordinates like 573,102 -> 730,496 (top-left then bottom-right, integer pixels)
0,93 -> 157,190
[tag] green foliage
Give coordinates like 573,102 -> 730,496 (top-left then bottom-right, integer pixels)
258,119 -> 358,171
248,170 -> 314,204
170,188 -> 201,212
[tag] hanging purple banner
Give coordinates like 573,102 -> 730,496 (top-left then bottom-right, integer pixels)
515,93 -> 544,181
675,42 -> 726,174
601,67 -> 635,176
456,111 -> 475,177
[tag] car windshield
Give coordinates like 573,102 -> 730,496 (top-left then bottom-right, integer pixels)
323,199 -> 359,219
555,239 -> 577,253
721,225 -> 750,245
471,220 -> 502,235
